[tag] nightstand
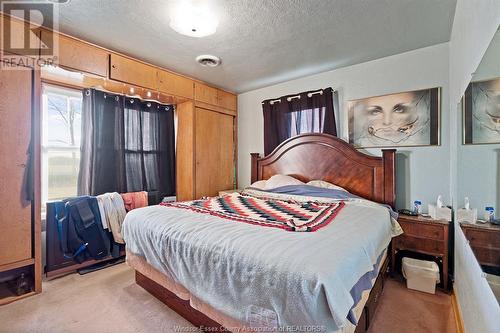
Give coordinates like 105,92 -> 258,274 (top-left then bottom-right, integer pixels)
460,222 -> 500,269
218,189 -> 242,196
391,214 -> 450,290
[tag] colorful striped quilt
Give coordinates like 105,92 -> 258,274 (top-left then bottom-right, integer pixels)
160,192 -> 345,232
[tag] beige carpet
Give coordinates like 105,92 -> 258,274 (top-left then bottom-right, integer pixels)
368,279 -> 457,333
0,264 -> 192,333
0,264 -> 456,333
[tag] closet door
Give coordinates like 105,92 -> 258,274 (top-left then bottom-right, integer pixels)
195,108 -> 235,198
0,70 -> 33,266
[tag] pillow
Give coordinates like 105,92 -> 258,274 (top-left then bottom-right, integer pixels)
307,180 -> 348,192
265,174 -> 304,190
249,180 -> 267,190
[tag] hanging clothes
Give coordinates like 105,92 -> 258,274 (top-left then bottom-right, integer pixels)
52,196 -> 110,263
96,192 -> 127,244
121,191 -> 148,212
96,196 -> 108,230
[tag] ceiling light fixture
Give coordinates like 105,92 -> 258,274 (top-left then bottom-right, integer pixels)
169,2 -> 218,38
196,54 -> 221,67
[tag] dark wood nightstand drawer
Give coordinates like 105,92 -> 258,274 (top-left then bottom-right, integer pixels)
464,229 -> 500,249
393,235 -> 445,255
470,246 -> 500,267
398,220 -> 444,240
460,222 -> 500,269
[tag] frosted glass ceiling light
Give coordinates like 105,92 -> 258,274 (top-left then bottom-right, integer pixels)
169,2 -> 218,38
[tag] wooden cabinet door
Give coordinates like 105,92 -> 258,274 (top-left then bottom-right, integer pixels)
42,31 -> 109,77
218,90 -> 237,111
0,70 -> 33,266
110,53 -> 157,90
194,82 -> 219,106
157,70 -> 193,99
218,113 -> 236,192
194,83 -> 236,111
176,101 -> 196,201
195,108 -> 235,198
0,14 -> 40,58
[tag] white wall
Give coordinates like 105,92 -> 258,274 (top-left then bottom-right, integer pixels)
448,1 -> 500,332
238,43 -> 450,210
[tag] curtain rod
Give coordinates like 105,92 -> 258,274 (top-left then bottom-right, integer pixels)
86,86 -> 173,106
262,88 -> 337,105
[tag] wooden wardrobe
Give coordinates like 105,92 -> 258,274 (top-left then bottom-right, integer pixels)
177,83 -> 237,201
0,67 -> 42,304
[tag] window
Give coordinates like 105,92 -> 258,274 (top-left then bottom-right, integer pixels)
262,88 -> 337,155
42,85 -> 83,210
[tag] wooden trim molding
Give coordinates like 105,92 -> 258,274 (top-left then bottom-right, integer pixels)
0,291 -> 36,306
0,258 -> 35,273
41,72 -> 189,105
451,291 -> 465,333
194,101 -> 237,116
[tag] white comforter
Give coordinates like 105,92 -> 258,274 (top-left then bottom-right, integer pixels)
123,198 -> 399,331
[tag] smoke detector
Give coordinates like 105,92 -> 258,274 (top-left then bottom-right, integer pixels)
196,55 -> 221,67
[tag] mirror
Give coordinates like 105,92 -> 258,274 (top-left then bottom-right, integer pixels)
457,27 -> 500,303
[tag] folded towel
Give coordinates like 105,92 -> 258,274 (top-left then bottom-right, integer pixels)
121,191 -> 148,212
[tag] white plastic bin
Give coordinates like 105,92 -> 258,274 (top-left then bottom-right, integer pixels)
402,257 -> 440,294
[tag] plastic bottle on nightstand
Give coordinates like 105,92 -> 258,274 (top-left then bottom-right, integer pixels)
413,200 -> 422,215
485,207 -> 495,222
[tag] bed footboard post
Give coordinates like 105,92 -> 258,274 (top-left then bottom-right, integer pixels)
250,153 -> 260,184
382,149 -> 396,209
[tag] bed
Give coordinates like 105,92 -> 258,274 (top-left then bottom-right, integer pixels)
123,133 -> 398,333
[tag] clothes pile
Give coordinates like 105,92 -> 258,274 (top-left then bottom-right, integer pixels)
47,191 -> 148,263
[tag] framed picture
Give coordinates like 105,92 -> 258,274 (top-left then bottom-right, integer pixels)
463,77 -> 500,145
348,88 -> 440,148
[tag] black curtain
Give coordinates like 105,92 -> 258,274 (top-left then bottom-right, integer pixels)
78,89 -> 175,203
262,87 -> 337,155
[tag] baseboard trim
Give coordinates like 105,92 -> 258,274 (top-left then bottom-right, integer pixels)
451,290 -> 465,333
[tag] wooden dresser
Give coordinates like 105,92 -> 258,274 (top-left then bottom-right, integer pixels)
460,222 -> 500,269
391,214 -> 450,290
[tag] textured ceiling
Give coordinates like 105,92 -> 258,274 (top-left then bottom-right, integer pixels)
48,0 -> 456,93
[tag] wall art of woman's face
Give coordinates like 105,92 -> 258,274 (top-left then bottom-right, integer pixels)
470,79 -> 500,143
348,89 -> 438,148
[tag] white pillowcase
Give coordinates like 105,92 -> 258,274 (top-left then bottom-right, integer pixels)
307,180 -> 348,192
250,180 -> 267,190
264,174 -> 304,190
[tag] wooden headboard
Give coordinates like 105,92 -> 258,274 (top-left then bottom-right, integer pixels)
251,134 -> 396,208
